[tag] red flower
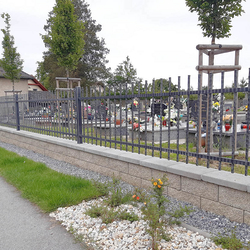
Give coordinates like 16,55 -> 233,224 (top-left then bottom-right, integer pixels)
136,196 -> 140,200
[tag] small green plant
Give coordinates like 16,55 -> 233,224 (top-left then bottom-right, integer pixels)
212,229 -> 244,250
86,205 -> 118,224
168,206 -> 194,225
141,203 -> 171,250
99,207 -> 119,224
91,179 -> 110,196
105,176 -> 132,207
131,187 -> 148,205
86,204 -> 139,224
85,205 -> 103,218
151,175 -> 169,212
117,209 -> 139,222
140,174 -> 171,249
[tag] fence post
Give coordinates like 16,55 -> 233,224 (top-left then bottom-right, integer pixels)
15,94 -> 20,131
75,87 -> 82,144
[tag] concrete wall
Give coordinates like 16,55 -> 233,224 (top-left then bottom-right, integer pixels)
0,126 -> 250,225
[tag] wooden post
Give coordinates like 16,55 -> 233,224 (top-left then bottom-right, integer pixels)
234,50 -> 240,152
198,50 -> 203,154
206,49 -> 214,153
196,44 -> 242,154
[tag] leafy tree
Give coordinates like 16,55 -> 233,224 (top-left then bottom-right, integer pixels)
42,0 -> 85,78
229,77 -> 248,100
38,0 -> 110,90
153,79 -> 178,93
107,56 -> 142,87
35,61 -> 50,90
185,0 -> 245,44
239,77 -> 248,88
0,13 -> 23,92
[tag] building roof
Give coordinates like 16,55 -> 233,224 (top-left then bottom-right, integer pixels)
0,67 -> 34,79
0,67 -> 47,91
29,77 -> 48,91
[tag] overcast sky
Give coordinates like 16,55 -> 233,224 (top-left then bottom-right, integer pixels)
0,0 -> 249,89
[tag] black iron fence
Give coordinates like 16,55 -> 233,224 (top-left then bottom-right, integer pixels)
0,70 -> 250,175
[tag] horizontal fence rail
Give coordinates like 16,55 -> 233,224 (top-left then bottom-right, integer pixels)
0,70 -> 249,176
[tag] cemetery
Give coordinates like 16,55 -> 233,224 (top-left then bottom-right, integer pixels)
1,1 -> 250,248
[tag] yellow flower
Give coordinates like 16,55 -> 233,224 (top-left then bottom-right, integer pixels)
132,194 -> 136,198
158,185 -> 161,188
159,180 -> 163,185
153,182 -> 157,186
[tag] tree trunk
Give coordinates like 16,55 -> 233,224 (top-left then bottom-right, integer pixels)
12,80 -> 15,94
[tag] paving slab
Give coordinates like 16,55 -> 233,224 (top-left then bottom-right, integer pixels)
0,177 -> 87,250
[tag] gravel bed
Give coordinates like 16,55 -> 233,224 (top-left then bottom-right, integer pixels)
1,141 -> 250,248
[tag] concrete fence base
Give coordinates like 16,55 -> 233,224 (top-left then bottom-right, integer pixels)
0,126 -> 250,225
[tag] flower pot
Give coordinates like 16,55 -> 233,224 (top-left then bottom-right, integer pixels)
201,137 -> 205,147
133,123 -> 139,130
162,120 -> 167,126
225,123 -> 231,131
116,119 -> 124,125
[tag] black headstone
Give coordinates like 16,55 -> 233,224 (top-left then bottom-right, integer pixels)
90,100 -> 107,119
189,95 -> 207,121
151,103 -> 168,117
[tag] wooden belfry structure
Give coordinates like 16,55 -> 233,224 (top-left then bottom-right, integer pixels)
55,77 -> 81,91
195,44 -> 242,153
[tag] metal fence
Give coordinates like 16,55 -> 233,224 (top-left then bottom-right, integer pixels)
0,70 -> 249,176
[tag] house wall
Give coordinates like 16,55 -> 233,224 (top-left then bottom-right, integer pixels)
28,85 -> 42,91
0,126 -> 250,225
0,78 -> 29,97
27,80 -> 44,92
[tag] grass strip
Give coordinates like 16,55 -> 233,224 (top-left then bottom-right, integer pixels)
0,147 -> 101,213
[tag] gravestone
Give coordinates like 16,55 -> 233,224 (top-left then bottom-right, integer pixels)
90,100 -> 107,120
151,103 -> 168,117
173,98 -> 183,109
243,98 -> 248,107
189,95 -> 207,121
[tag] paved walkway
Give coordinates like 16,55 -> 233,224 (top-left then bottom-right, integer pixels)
0,177 -> 87,250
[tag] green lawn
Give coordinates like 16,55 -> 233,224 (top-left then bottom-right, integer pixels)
0,147 -> 102,212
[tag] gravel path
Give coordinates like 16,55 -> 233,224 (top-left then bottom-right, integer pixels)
1,141 -> 250,249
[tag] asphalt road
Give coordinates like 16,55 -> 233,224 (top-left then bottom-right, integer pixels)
0,176 -> 88,250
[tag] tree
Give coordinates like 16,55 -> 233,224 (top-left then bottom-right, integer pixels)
185,0 -> 245,44
153,79 -> 178,93
0,13 -> 23,92
38,0 -> 110,90
108,56 -> 142,87
35,61 -> 50,90
42,0 -> 85,78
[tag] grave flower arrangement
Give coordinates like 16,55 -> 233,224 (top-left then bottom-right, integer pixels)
212,101 -> 220,113
133,100 -> 139,107
133,117 -> 144,132
84,105 -> 92,115
223,114 -> 233,125
162,108 -> 180,126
